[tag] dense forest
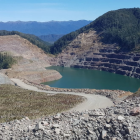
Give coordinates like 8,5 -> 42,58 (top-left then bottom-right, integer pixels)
50,8 -> 140,54
0,53 -> 16,69
0,30 -> 51,53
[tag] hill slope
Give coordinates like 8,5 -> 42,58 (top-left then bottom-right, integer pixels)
0,30 -> 51,53
51,8 -> 140,54
50,8 -> 140,79
0,35 -> 62,83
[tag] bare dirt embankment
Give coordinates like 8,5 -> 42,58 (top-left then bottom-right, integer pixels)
0,35 -> 62,83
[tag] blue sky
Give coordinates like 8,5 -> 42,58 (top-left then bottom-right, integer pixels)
0,0 -> 140,22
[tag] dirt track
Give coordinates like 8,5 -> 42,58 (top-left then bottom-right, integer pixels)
11,78 -> 114,112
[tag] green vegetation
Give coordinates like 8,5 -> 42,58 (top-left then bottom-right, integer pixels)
0,30 -> 51,53
127,88 -> 140,99
0,52 -> 16,69
134,88 -> 140,96
0,85 -> 83,122
50,8 -> 140,54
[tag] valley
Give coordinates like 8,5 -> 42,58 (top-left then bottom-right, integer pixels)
0,7 -> 140,139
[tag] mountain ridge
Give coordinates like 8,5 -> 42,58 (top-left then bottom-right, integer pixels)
0,20 -> 91,36
50,8 -> 140,79
51,8 -> 140,54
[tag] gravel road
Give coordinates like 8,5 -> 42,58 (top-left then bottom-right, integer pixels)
11,78 -> 114,111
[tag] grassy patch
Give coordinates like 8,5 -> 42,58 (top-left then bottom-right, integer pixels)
134,88 -> 140,97
126,88 -> 140,99
0,85 -> 84,123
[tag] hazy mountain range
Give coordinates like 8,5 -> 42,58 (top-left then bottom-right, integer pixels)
0,20 -> 91,36
38,34 -> 64,43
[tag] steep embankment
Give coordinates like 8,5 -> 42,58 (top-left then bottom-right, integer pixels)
50,8 -> 140,79
0,35 -> 62,83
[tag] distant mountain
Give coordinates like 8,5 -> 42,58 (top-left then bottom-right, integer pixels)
39,34 -> 64,43
0,20 -> 91,36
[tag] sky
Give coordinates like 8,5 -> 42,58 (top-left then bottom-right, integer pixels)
0,0 -> 140,22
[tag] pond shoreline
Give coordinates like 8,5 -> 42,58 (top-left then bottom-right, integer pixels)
45,66 -> 140,92
12,77 -> 133,105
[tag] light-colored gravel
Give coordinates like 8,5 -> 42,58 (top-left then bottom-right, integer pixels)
11,78 -> 114,111
0,73 -> 14,85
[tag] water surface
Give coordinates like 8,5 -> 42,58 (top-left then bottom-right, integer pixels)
44,66 -> 140,92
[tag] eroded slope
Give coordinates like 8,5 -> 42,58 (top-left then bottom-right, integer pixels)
0,35 -> 62,83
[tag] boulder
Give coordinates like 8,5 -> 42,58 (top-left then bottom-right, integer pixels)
118,116 -> 125,121
34,122 -> 44,131
53,113 -> 61,120
55,128 -> 61,134
102,130 -> 107,139
130,107 -> 140,116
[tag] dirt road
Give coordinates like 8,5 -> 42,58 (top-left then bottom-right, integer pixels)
11,78 -> 114,111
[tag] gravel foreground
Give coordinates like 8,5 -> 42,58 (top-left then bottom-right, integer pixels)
0,95 -> 140,139
0,77 -> 139,139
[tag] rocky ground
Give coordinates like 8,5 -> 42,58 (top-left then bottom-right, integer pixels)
0,77 -> 136,140
0,94 -> 140,139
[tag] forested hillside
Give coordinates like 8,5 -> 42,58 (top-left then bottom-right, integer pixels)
50,8 -> 140,54
39,34 -> 64,43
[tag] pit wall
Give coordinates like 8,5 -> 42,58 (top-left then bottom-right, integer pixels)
71,51 -> 140,79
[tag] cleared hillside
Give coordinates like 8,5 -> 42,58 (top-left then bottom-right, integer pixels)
0,30 -> 51,53
0,35 -> 62,83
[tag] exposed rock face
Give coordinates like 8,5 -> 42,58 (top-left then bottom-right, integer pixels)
51,30 -> 140,79
0,35 -> 62,83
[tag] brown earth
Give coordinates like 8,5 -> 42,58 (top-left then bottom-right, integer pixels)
0,35 -> 62,83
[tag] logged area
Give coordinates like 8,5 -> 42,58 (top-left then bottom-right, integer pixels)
0,85 -> 83,123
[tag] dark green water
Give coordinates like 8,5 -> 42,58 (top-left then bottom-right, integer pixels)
44,66 -> 140,92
